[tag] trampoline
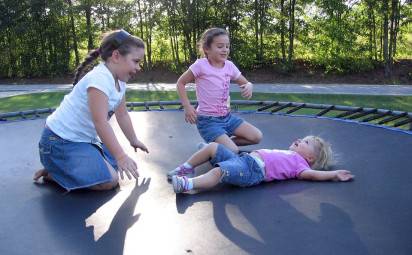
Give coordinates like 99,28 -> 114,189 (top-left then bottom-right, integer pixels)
1,101 -> 411,255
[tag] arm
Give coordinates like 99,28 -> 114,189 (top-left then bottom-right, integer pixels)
114,96 -> 148,153
234,74 -> 253,99
298,169 -> 354,182
88,87 -> 138,179
176,69 -> 197,124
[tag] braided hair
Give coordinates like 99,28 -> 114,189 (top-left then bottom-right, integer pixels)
73,29 -> 145,86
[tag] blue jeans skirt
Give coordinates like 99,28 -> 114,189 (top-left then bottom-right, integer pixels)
210,144 -> 265,187
196,113 -> 244,143
38,127 -> 118,191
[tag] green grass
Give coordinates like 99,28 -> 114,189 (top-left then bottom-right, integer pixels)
0,91 -> 411,113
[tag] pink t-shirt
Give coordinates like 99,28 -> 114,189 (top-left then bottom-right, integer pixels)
256,149 -> 310,181
189,58 -> 241,116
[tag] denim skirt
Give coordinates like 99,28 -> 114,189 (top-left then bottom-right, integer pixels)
38,127 -> 118,191
196,113 -> 244,143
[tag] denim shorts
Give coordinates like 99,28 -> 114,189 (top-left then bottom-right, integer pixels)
197,113 -> 244,143
210,144 -> 265,187
38,127 -> 118,191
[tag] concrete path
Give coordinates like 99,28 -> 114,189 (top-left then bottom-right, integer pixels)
0,83 -> 411,98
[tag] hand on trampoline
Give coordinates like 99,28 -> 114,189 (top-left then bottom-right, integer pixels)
184,104 -> 197,124
131,139 -> 149,153
240,82 -> 253,99
334,170 -> 354,182
116,154 -> 139,180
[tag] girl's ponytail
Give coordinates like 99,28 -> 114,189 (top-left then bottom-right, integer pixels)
73,48 -> 100,86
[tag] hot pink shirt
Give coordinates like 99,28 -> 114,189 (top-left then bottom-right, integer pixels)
189,58 -> 241,116
256,149 -> 310,181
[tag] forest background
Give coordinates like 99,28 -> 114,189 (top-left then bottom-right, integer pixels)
0,0 -> 411,84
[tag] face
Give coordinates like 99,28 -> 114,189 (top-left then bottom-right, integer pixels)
289,136 -> 318,164
204,35 -> 230,64
113,47 -> 145,82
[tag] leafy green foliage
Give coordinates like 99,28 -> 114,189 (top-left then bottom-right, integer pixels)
0,0 -> 410,78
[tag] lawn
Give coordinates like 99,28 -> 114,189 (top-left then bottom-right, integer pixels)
0,91 -> 411,113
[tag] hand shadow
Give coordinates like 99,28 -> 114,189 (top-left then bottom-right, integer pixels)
94,177 -> 151,254
38,178 -> 151,255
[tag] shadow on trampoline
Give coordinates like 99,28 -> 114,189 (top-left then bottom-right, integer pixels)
1,109 -> 411,254
176,181 -> 368,254
36,178 -> 150,254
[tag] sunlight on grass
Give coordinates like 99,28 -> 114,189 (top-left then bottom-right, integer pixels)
1,91 -> 412,114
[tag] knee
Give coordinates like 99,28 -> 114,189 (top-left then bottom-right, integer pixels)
251,130 -> 263,144
100,179 -> 119,190
231,146 -> 240,154
98,174 -> 119,190
91,180 -> 118,191
212,167 -> 223,179
207,142 -> 219,154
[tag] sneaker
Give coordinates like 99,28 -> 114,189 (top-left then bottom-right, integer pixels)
197,142 -> 208,150
172,176 -> 190,193
167,164 -> 195,180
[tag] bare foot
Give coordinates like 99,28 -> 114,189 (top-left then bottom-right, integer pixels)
33,169 -> 53,182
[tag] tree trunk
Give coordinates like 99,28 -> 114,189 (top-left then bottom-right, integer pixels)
85,4 -> 94,50
137,0 -> 148,69
288,0 -> 296,67
66,0 -> 79,67
388,0 -> 397,67
372,8 -> 378,61
366,1 -> 374,60
382,0 -> 390,77
254,0 -> 259,61
280,0 -> 286,63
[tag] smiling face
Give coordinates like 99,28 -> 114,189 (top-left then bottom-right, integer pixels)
112,46 -> 145,82
289,136 -> 319,165
204,34 -> 230,66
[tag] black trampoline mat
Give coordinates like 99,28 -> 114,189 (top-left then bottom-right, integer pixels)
1,111 -> 411,255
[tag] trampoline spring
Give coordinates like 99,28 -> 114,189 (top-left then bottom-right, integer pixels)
335,107 -> 363,119
286,103 -> 306,114
19,112 -> 26,119
378,112 -> 407,125
257,102 -> 279,112
271,102 -> 293,113
393,117 -> 412,128
316,105 -> 335,116
362,111 -> 392,122
232,104 -> 239,112
348,109 -> 378,120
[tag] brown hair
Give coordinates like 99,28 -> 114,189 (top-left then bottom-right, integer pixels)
73,29 -> 145,85
197,27 -> 229,57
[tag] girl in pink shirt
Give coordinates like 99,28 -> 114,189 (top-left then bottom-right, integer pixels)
168,136 -> 354,193
176,28 -> 262,153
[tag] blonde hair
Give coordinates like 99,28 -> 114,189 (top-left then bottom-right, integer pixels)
308,136 -> 334,170
197,27 -> 229,57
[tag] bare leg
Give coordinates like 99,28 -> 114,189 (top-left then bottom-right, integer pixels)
215,134 -> 239,153
187,142 -> 219,167
89,161 -> 119,191
33,168 -> 54,182
232,122 -> 262,146
192,167 -> 223,190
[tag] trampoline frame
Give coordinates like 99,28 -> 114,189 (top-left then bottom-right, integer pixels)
0,100 -> 411,131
